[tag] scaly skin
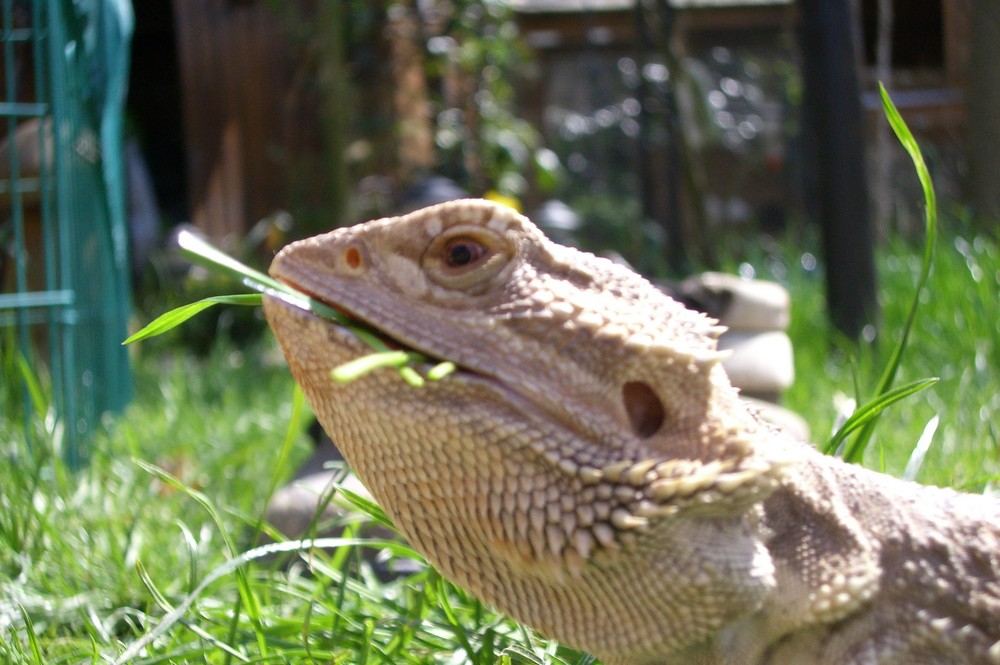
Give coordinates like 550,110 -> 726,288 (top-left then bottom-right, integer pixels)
263,199 -> 1000,664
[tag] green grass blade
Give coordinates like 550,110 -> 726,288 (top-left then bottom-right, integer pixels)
131,459 -> 267,656
17,605 -> 43,664
397,365 -> 427,387
113,537 -> 402,665
177,230 -> 347,324
135,559 -> 174,612
131,230 -> 448,386
871,82 -> 938,395
15,353 -> 49,421
426,361 -> 458,381
136,558 -> 251,663
497,644 -> 550,664
251,383 -> 308,548
177,231 -> 303,303
334,485 -> 397,532
330,351 -> 411,383
126,230 -> 347,345
825,377 -> 939,459
902,415 -> 940,481
122,294 -> 262,344
956,475 -> 1000,492
174,520 -> 200,594
434,575 -> 477,661
833,84 -> 938,460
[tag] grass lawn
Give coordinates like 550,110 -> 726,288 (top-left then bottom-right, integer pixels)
1,222 -> 997,664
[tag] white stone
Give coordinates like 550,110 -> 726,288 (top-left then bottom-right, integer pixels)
684,272 -> 791,331
718,330 -> 795,396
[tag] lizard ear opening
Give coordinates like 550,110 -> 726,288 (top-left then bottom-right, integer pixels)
623,381 -> 666,438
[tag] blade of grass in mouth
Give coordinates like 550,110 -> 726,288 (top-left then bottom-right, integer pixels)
177,230 -> 346,324
124,230 -> 456,385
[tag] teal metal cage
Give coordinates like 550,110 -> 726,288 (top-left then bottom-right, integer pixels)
1,0 -> 133,464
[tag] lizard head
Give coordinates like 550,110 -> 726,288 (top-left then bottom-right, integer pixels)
263,199 -> 793,660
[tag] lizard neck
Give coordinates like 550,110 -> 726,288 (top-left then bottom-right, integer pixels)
734,446 -> 1000,664
364,447 -> 777,664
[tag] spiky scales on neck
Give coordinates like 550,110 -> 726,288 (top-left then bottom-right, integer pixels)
263,199 -> 1000,665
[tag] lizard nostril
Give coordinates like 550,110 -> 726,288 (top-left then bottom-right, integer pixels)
344,245 -> 364,271
622,381 -> 666,438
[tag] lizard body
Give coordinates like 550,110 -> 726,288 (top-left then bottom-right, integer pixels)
263,199 -> 1000,664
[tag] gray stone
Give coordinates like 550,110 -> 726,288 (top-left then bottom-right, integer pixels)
264,445 -> 416,576
265,460 -> 370,540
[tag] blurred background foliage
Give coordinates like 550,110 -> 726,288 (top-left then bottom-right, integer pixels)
113,0 -> 998,358
119,0 -> 994,343
129,0 -> 992,273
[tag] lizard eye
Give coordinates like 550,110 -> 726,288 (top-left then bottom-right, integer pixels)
445,238 -> 486,267
423,226 -> 513,292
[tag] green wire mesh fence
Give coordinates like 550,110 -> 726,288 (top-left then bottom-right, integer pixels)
1,0 -> 133,465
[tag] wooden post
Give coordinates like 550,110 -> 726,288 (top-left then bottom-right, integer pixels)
798,0 -> 878,339
634,0 -> 691,274
386,1 -> 433,182
966,0 -> 1000,226
314,0 -> 351,232
173,0 -> 291,238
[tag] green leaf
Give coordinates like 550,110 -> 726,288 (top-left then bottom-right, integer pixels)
122,294 -> 262,344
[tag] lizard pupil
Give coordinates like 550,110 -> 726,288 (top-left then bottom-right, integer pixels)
446,240 -> 484,267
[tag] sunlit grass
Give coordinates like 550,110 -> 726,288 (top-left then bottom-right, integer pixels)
779,224 -> 999,487
3,220 -> 996,663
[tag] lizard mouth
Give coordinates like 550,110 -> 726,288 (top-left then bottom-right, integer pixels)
270,276 -> 456,374
270,274 -> 585,444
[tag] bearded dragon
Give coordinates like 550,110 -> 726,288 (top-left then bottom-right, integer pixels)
262,199 -> 1000,665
